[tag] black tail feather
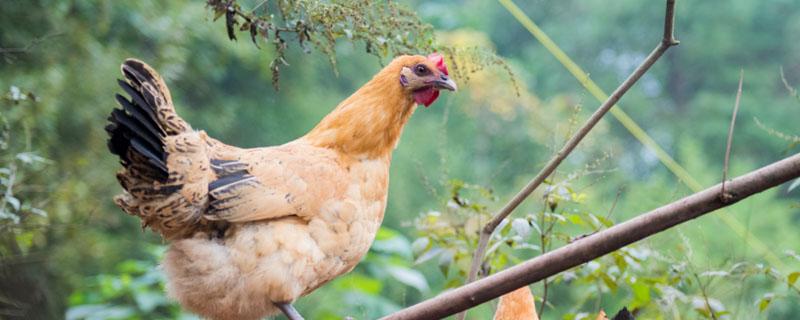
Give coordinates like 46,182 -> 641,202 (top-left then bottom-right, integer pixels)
117,79 -> 159,125
115,93 -> 163,138
105,121 -> 130,164
109,108 -> 162,157
116,80 -> 162,131
108,69 -> 172,181
130,139 -> 167,173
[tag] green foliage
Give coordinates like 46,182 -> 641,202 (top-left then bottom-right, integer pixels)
412,180 -> 499,286
208,0 -> 518,91
0,86 -> 49,231
0,85 -> 51,248
0,84 -> 58,318
65,247 -> 191,320
440,46 -> 521,97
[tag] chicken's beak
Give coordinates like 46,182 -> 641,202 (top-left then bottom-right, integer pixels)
432,75 -> 457,92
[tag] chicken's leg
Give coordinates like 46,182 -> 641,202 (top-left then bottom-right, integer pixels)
277,302 -> 304,320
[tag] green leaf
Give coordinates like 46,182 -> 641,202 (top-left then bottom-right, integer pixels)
341,291 -> 401,317
565,213 -> 584,226
414,247 -> 443,265
15,152 -> 50,165
15,230 -> 34,251
6,196 -> 20,211
600,273 -> 617,291
65,304 -> 135,320
454,253 -> 473,275
444,277 -> 462,289
133,291 -> 166,312
411,237 -> 429,256
438,249 -> 455,275
613,253 -> 628,272
0,209 -> 19,223
631,282 -> 651,304
385,266 -> 429,293
371,228 -> 412,259
29,207 -> 47,217
117,260 -> 148,274
334,273 -> 383,295
757,293 -> 774,312
374,227 -> 400,240
788,272 -> 800,286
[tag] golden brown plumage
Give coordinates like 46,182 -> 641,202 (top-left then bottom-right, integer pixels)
494,286 -> 539,320
106,55 -> 455,319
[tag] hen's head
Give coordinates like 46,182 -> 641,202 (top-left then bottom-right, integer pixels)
397,53 -> 457,107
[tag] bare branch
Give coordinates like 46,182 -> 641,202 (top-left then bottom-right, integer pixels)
382,153 -> 800,320
464,0 -> 680,289
721,69 -> 743,201
0,32 -> 62,63
780,66 -> 799,101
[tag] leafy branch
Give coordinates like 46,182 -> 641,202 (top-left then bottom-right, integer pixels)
206,0 -> 520,93
206,0 -> 434,88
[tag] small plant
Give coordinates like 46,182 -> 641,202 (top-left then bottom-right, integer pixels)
0,85 -> 49,248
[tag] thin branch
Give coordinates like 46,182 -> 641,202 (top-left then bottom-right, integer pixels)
721,69 -> 743,201
0,32 -> 62,62
464,0 -> 680,289
754,117 -> 800,143
780,66 -> 799,101
693,272 -> 718,320
604,187 -> 624,222
537,206 -> 550,317
381,152 -> 800,320
249,0 -> 269,13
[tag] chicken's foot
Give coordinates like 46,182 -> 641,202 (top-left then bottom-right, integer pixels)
277,302 -> 304,320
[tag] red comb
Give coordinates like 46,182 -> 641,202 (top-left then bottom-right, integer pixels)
427,53 -> 449,76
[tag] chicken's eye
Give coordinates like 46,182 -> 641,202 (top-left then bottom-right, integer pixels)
414,64 -> 429,75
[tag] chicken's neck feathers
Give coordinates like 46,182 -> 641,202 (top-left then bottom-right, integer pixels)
303,64 -> 417,159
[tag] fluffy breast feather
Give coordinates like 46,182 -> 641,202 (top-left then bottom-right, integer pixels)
162,143 -> 391,320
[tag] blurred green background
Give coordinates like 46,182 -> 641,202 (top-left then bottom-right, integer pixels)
1,0 -> 799,319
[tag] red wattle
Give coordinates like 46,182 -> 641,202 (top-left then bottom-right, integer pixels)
413,88 -> 440,107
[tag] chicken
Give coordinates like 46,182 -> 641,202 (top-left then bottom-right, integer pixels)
105,54 -> 456,320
